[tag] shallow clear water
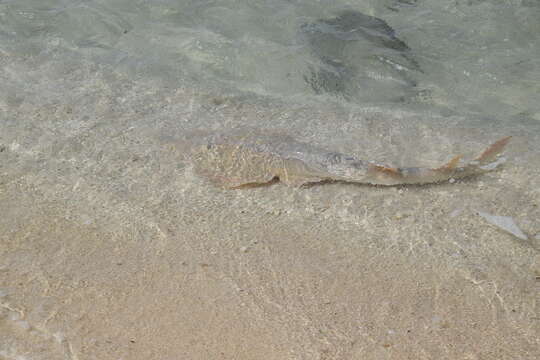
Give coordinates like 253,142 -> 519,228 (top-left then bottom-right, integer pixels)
1,0 -> 539,122
1,2 -> 540,359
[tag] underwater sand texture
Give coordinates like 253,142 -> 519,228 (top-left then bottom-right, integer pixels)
1,81 -> 539,359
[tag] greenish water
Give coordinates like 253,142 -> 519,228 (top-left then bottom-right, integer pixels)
1,0 -> 539,122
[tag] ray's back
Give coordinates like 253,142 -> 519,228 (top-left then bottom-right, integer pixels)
185,129 -> 339,187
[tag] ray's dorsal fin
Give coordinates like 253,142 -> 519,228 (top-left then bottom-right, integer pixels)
436,155 -> 462,171
474,136 -> 512,164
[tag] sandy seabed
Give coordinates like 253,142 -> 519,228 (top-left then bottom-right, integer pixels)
1,61 -> 539,359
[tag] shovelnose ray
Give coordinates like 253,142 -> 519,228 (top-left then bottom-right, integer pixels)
175,131 -> 511,189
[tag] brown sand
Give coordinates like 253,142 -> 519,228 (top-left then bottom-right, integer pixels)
1,86 -> 539,359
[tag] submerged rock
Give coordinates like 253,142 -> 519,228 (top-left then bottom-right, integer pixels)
300,10 -> 422,100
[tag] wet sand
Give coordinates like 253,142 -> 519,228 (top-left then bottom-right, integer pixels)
1,73 -> 539,359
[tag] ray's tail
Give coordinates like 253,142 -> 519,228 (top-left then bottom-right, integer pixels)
366,137 -> 511,185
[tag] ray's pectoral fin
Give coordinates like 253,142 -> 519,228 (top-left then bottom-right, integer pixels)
278,158 -> 327,187
210,173 -> 278,189
192,149 -> 280,189
226,176 -> 280,189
